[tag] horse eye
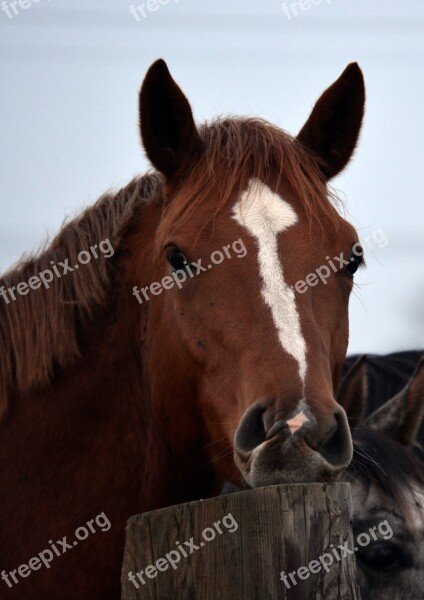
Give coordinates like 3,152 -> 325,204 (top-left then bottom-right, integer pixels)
345,257 -> 361,280
357,542 -> 410,572
166,247 -> 188,272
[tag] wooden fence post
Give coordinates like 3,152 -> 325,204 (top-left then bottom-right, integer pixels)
121,482 -> 361,600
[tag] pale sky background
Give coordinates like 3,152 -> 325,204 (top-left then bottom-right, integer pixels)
0,0 -> 423,354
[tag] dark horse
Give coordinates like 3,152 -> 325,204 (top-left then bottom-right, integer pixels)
339,352 -> 424,600
0,60 -> 365,598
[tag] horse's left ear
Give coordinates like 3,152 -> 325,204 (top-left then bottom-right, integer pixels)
297,63 -> 365,180
363,357 -> 424,447
139,59 -> 202,178
336,355 -> 367,430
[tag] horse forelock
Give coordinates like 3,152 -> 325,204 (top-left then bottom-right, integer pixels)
350,428 -> 424,529
155,117 -> 344,253
0,173 -> 162,413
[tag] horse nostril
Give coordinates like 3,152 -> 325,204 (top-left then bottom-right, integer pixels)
266,419 -> 289,440
234,404 -> 267,453
316,411 -> 352,467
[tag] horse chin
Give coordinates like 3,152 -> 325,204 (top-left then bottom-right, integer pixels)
234,438 -> 346,488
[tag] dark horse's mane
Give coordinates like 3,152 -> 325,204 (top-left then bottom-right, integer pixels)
344,350 -> 424,441
350,428 -> 424,516
0,117 -> 342,414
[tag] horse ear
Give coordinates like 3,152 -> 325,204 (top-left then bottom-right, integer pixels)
297,63 -> 365,180
139,59 -> 202,178
337,355 -> 367,430
363,357 -> 424,447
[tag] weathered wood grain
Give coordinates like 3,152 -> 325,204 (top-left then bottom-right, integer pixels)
121,483 -> 360,600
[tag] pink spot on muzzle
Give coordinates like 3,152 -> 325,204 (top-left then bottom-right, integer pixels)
286,411 -> 309,434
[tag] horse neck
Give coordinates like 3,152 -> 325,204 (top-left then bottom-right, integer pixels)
2,294 -> 147,457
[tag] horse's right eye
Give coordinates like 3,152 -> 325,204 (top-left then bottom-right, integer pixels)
166,246 -> 188,272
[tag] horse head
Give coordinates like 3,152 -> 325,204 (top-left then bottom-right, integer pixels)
128,60 -> 365,502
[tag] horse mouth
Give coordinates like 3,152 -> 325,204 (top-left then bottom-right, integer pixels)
233,435 -> 349,488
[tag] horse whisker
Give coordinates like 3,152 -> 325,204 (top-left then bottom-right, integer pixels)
202,436 -> 230,450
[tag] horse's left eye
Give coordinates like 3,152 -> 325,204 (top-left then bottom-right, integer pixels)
345,244 -> 364,280
345,257 -> 361,280
357,542 -> 412,572
166,247 -> 188,272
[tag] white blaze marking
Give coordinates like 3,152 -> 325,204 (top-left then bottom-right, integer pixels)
232,178 -> 307,383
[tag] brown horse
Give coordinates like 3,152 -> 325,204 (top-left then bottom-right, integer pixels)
0,60 -> 365,599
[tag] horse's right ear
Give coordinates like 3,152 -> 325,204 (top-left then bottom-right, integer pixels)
139,59 -> 202,178
337,355 -> 367,430
364,357 -> 424,447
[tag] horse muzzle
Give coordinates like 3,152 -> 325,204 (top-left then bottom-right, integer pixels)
233,399 -> 353,487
